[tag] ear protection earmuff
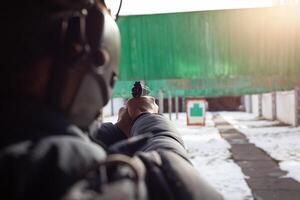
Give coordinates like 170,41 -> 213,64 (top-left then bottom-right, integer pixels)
55,2 -> 119,90
58,10 -> 91,67
55,2 -> 120,129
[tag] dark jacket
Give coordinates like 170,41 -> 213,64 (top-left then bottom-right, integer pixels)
0,100 -> 106,199
0,101 -> 223,200
91,113 -> 224,200
89,113 -> 187,159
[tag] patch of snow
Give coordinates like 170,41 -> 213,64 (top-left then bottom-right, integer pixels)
173,113 -> 253,200
280,161 -> 300,182
219,111 -> 300,183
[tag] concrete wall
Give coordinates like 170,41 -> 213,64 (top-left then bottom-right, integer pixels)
262,93 -> 274,120
248,90 -> 298,126
251,95 -> 260,117
276,90 -> 296,126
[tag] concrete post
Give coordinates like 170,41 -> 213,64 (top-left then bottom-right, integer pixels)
295,87 -> 300,126
272,92 -> 277,120
158,90 -> 164,114
175,96 -> 179,120
246,95 -> 253,113
110,98 -> 114,116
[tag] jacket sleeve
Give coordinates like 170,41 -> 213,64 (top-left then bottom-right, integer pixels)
130,113 -> 224,200
130,113 -> 189,161
89,122 -> 127,148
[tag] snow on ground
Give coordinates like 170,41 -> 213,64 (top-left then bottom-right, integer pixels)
220,111 -> 300,183
103,112 -> 253,200
167,113 -> 253,200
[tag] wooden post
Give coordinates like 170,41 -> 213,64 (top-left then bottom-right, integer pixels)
168,91 -> 172,120
240,96 -> 245,111
182,97 -> 185,112
175,96 -> 179,120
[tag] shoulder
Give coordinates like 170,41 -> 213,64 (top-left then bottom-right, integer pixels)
2,135 -> 106,165
0,135 -> 106,199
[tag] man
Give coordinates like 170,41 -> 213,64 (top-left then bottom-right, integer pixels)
0,0 -> 223,199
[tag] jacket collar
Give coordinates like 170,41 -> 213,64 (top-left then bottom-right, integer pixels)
0,99 -> 87,148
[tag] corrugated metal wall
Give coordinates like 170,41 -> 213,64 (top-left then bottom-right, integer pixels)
113,6 -> 300,97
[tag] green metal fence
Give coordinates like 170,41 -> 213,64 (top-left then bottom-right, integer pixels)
113,75 -> 300,98
113,6 -> 300,97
